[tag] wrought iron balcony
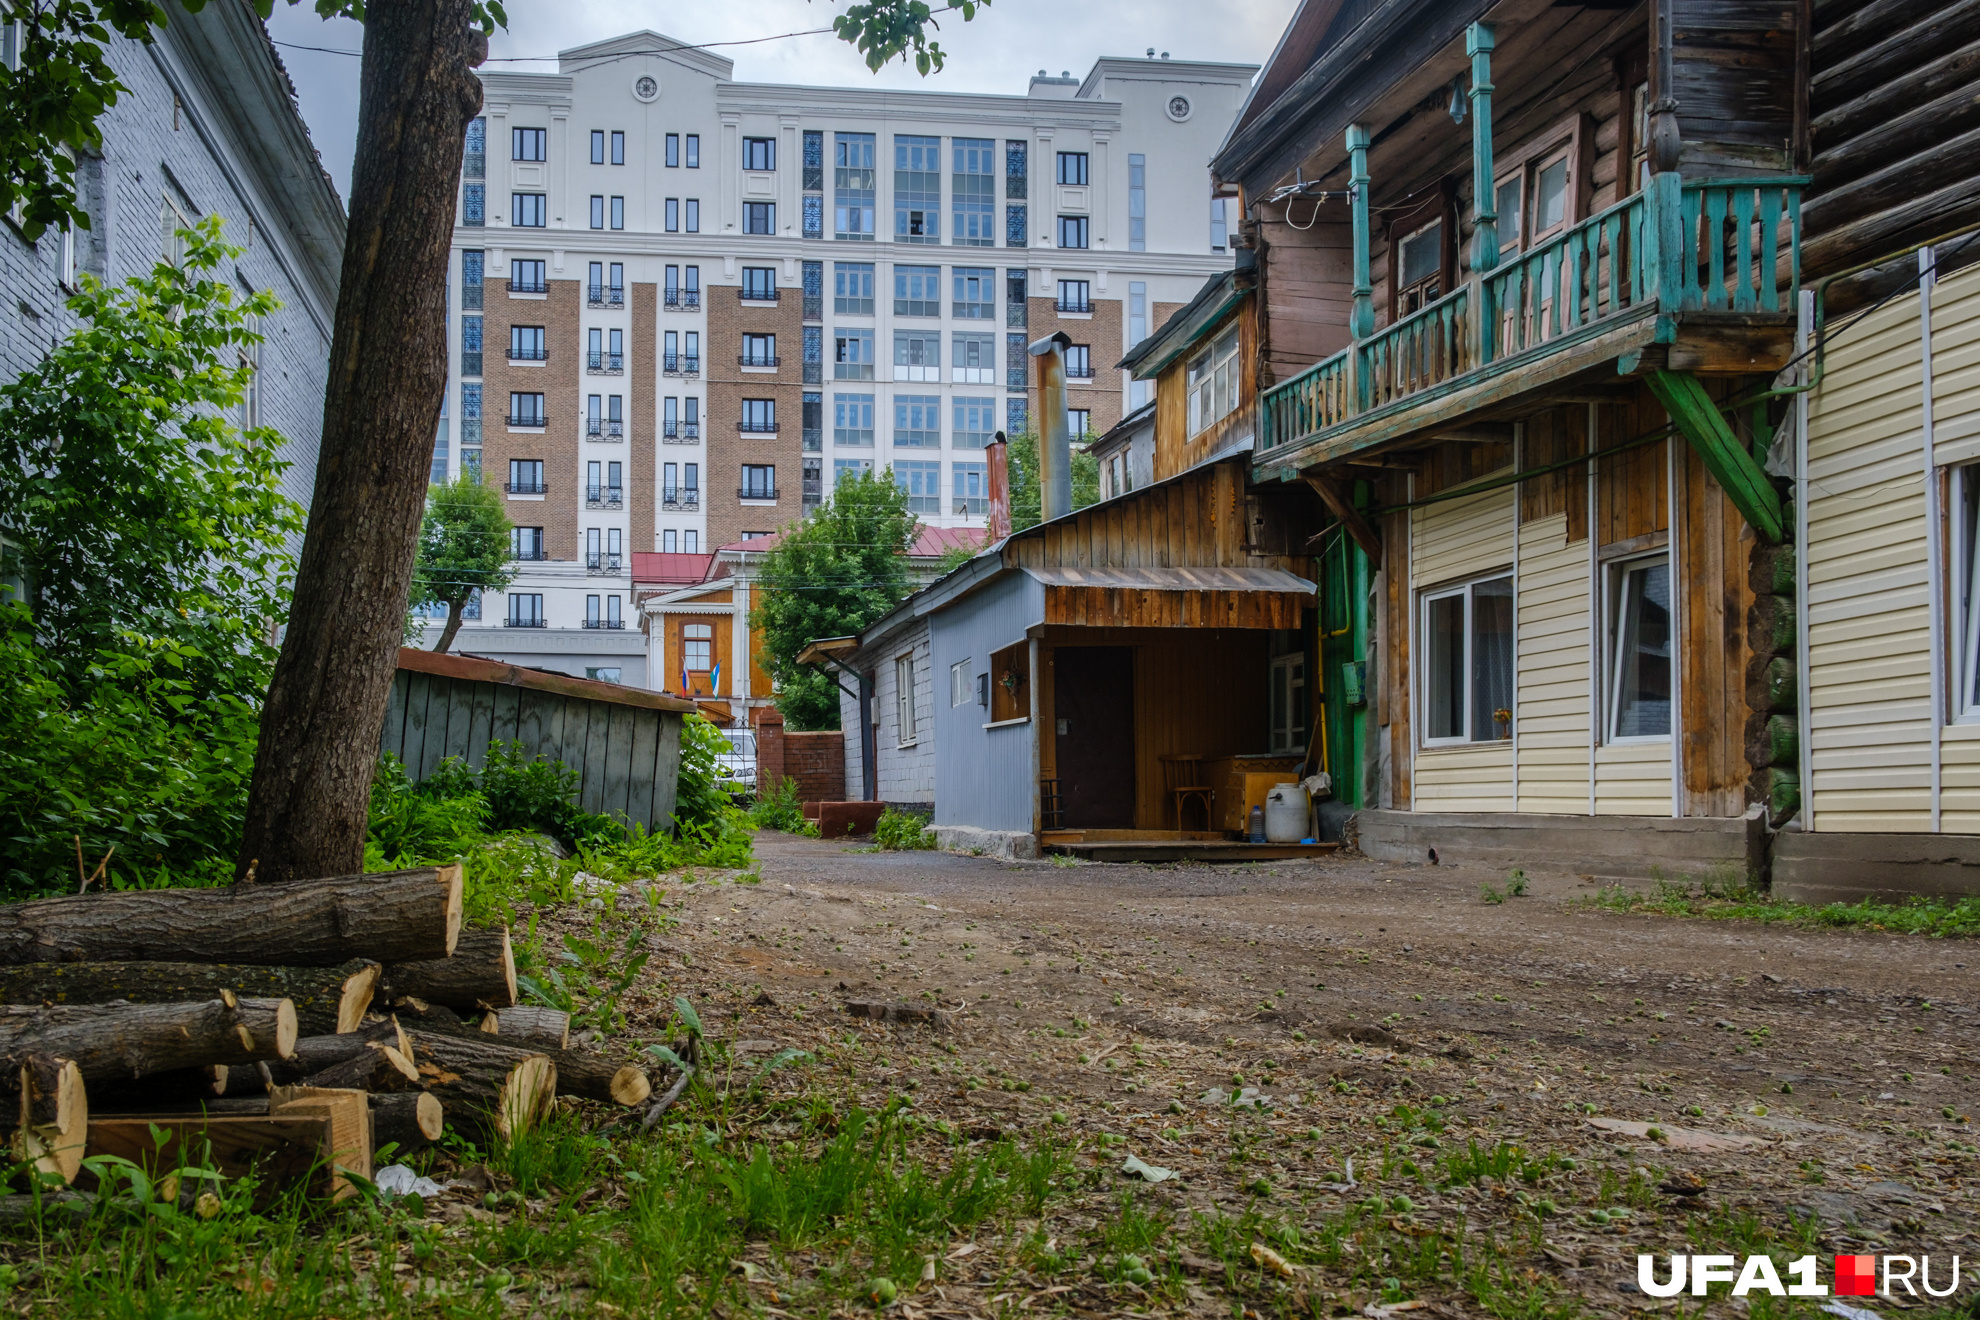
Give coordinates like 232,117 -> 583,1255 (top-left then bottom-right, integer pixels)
587,351 -> 623,374
739,286 -> 780,304
663,421 -> 678,439
663,491 -> 702,510
508,346 -> 548,362
738,419 -> 779,434
585,419 -> 624,439
682,356 -> 700,376
510,547 -> 549,561
683,422 -> 700,440
664,290 -> 702,310
1066,364 -> 1095,379
738,485 -> 779,501
585,486 -> 623,508
505,480 -> 548,495
504,616 -> 548,627
585,553 -> 623,574
504,413 -> 546,428
581,618 -> 626,629
1055,297 -> 1092,314
662,353 -> 680,374
587,284 -> 625,307
739,353 -> 781,368
511,277 -> 547,295
802,294 -> 823,322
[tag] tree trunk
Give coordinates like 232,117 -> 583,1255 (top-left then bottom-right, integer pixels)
380,925 -> 513,1011
371,1089 -> 444,1156
247,1018 -> 412,1092
0,998 -> 297,1084
0,866 -> 461,967
432,597 -> 466,653
408,1029 -> 646,1107
481,1006 -> 569,1050
10,1055 -> 86,1184
234,0 -> 489,884
0,959 -> 379,1036
302,1041 -> 420,1093
404,1030 -> 555,1139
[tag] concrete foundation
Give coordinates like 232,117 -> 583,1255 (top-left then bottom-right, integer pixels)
1355,807 -> 1769,882
933,826 -> 1038,860
1771,831 -> 1980,904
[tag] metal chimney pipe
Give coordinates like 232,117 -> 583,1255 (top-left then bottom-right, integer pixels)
984,430 -> 1011,542
1028,330 -> 1075,522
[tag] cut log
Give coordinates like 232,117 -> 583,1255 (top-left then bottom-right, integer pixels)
403,1031 -> 556,1138
408,1029 -> 646,1107
371,1091 -> 444,1158
381,927 -> 515,1011
0,865 -> 462,967
482,1006 -> 570,1050
267,1087 -> 371,1199
301,1042 -> 419,1094
11,1055 -> 86,1184
386,998 -> 470,1033
221,1018 -> 408,1095
86,1115 -> 331,1200
0,960 -> 379,1037
0,997 -> 297,1084
0,1191 -> 88,1225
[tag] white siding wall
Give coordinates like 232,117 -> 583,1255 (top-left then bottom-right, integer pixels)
1411,481 -> 1516,809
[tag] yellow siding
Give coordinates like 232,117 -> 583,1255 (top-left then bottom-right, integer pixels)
1595,742 -> 1672,815
1411,478 -> 1515,589
1805,283 -> 1931,831
1932,262 -> 1980,465
1414,745 -> 1515,811
1515,514 -> 1591,813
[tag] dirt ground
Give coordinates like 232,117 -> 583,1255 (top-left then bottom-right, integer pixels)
608,834 -> 1980,1315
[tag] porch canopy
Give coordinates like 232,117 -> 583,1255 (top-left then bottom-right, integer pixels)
1023,564 -> 1314,630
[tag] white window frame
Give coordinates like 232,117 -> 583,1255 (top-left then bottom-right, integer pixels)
1185,324 -> 1240,436
896,653 -> 918,745
1956,465 -> 1980,723
1601,553 -> 1674,744
950,658 -> 971,708
1268,652 -> 1307,755
1418,572 -> 1515,748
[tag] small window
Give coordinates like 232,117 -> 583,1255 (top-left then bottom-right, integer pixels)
1531,152 -> 1571,240
1495,175 -> 1523,258
684,198 -> 700,232
1068,409 -> 1091,438
511,193 -> 547,227
1064,344 -> 1092,379
1056,279 -> 1090,313
1421,575 -> 1514,745
510,259 -> 545,292
665,133 -> 680,168
683,623 -> 713,672
1395,218 -> 1444,314
611,196 -> 624,230
741,266 -> 777,299
1606,557 -> 1672,741
951,659 -> 972,708
742,464 -> 777,498
589,195 -> 604,229
1055,152 -> 1089,186
989,642 -> 1029,722
1210,197 -> 1228,251
1269,653 -> 1307,754
610,131 -> 625,166
743,137 -> 776,171
742,333 -> 776,366
743,201 -> 775,234
512,127 -> 546,161
896,654 -> 918,744
588,667 -> 623,683
1056,215 -> 1089,249
685,135 -> 700,168
740,400 -> 777,433
1185,324 -> 1240,435
665,198 -> 679,232
590,130 -> 605,165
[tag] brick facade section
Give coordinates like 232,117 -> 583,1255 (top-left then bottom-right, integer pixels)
1025,294 -> 1124,440
707,286 -> 803,547
483,277 -> 583,560
754,710 -> 847,804
631,282 -> 657,553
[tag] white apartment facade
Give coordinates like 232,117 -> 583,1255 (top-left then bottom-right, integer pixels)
435,31 -> 1254,684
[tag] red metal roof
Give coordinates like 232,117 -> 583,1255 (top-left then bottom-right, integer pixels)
630,551 -> 716,585
398,647 -> 698,713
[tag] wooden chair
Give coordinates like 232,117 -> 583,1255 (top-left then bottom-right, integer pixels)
1160,754 -> 1215,832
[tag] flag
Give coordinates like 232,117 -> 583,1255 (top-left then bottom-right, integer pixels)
681,662 -> 688,695
712,662 -> 722,693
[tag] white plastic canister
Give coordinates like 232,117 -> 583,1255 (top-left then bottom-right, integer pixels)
1263,782 -> 1310,844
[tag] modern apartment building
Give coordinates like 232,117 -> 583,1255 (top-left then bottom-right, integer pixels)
436,30 -> 1254,682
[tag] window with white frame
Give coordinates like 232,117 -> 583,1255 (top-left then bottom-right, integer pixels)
951,658 -> 972,708
1957,466 -> 1980,720
682,623 -> 713,672
1605,556 -> 1672,740
1186,324 -> 1239,435
1269,653 -> 1307,754
1421,575 -> 1514,744
896,653 -> 918,744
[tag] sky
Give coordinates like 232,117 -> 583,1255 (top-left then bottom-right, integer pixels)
264,0 -> 1300,201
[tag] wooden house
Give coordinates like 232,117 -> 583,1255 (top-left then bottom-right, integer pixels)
1207,0 -> 1980,893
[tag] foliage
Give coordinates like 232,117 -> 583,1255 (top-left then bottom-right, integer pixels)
365,753 -> 488,864
873,806 -> 936,851
749,777 -> 808,833
676,713 -> 745,833
0,219 -> 303,894
752,469 -> 919,730
1005,429 -> 1101,534
409,474 -> 513,653
1575,871 -> 1980,937
833,0 -> 991,75
934,539 -> 981,574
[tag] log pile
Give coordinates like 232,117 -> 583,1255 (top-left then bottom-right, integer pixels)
0,863 -> 650,1199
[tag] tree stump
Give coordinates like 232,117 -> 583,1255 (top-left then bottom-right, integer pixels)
404,1031 -> 556,1138
371,1090 -> 444,1158
381,926 -> 514,1011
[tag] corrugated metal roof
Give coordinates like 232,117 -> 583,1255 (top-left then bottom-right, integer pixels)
1021,565 -> 1316,593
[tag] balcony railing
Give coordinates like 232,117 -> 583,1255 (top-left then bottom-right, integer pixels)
663,421 -> 701,442
739,287 -> 779,303
664,290 -> 702,310
581,618 -> 626,629
511,278 -> 547,295
662,492 -> 702,510
585,553 -> 623,573
1066,364 -> 1094,379
508,346 -> 548,362
588,284 -> 625,307
683,356 -> 699,376
738,420 -> 779,434
1260,174 -> 1805,455
683,422 -> 699,440
585,419 -> 624,439
511,547 -> 548,561
505,413 -> 546,428
739,354 -> 781,368
802,294 -> 823,321
505,481 -> 548,495
739,486 -> 778,501
504,616 -> 548,627
585,486 -> 623,507
587,351 -> 623,374
1056,297 -> 1091,314
662,421 -> 678,439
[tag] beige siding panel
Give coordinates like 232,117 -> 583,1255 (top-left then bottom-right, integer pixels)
1594,741 -> 1671,815
1939,724 -> 1980,831
1411,479 -> 1515,590
1806,280 -> 1935,832
1932,262 -> 1980,464
1516,514 -> 1591,813
1414,744 -> 1514,811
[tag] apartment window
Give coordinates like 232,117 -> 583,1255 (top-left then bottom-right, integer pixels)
1186,324 -> 1239,435
510,259 -> 545,293
611,130 -> 624,165
742,333 -> 776,366
1268,653 -> 1308,754
1005,140 -> 1027,197
953,461 -> 986,513
803,390 -> 823,450
507,593 -> 545,625
953,137 -> 995,246
684,397 -> 699,438
1008,398 -> 1030,434
834,262 -> 874,314
1128,153 -> 1146,252
1006,269 -> 1028,328
662,530 -> 678,553
1064,344 -> 1092,379
685,134 -> 700,168
684,331 -> 699,372
743,201 -> 774,234
665,198 -> 679,232
896,653 -> 919,743
685,463 -> 700,502
510,527 -> 545,559
1006,204 -> 1027,248
507,458 -> 545,493
1056,279 -> 1090,313
742,464 -> 777,499
953,397 -> 994,449
950,658 -> 972,708
684,198 -> 699,232
684,264 -> 700,303
835,457 -> 873,487
607,392 -> 623,434
663,462 -> 679,503
587,458 -> 602,496
894,330 -> 940,382
590,130 -> 605,165
683,623 -> 713,671
835,132 -> 876,239
461,382 -> 481,445
663,397 -> 679,438
508,392 -> 545,427
509,325 -> 545,361
461,249 -> 484,309
895,395 -> 940,447
1056,152 -> 1089,186
460,315 -> 482,376
685,529 -> 699,552
894,265 -> 939,317
463,182 -> 484,226
663,330 -> 679,371
590,260 -> 606,299
953,267 -> 995,319
803,129 -> 824,190
587,666 -> 622,683
895,462 -> 941,516
740,399 -> 777,433
1422,575 -> 1515,744
463,116 -> 485,177
512,193 -> 546,227
803,327 -> 823,384
894,134 -> 940,243
741,266 -> 777,300
1068,410 -> 1091,438
953,332 -> 995,384
743,136 -> 776,171
611,196 -> 625,230
512,127 -> 546,161
1056,215 -> 1088,249
835,328 -> 875,380
665,133 -> 680,168
1606,557 -> 1672,740
835,393 -> 875,446
1128,280 -> 1150,407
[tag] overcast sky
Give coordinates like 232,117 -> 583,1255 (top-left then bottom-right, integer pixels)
265,0 -> 1298,202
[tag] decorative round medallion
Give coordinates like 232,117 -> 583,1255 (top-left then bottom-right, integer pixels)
1166,94 -> 1192,122
633,75 -> 659,103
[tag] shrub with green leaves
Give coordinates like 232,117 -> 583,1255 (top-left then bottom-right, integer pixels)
873,807 -> 936,851
749,777 -> 807,833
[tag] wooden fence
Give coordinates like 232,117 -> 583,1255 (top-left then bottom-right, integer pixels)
379,648 -> 699,832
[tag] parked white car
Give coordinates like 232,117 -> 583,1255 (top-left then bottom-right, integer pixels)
717,728 -> 757,790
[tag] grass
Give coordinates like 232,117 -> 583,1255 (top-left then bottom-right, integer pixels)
1572,864 -> 1980,937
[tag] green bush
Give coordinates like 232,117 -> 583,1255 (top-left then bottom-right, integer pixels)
873,807 -> 936,851
675,714 -> 740,832
366,754 -> 488,865
749,777 -> 807,833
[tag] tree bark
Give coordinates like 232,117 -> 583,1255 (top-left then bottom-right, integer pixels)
481,1006 -> 569,1050
408,1029 -> 646,1107
302,1041 -> 420,1093
380,925 -> 513,1011
10,1055 -> 86,1184
371,1089 -> 444,1156
404,1030 -> 555,1139
235,0 -> 489,884
245,1018 -> 412,1092
0,998 -> 297,1083
0,959 -> 379,1036
0,866 -> 461,967
433,598 -> 466,653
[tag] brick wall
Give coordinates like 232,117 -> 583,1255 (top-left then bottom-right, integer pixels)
482,277 -> 583,559
1026,294 -> 1125,440
706,285 -> 802,547
755,709 -> 847,803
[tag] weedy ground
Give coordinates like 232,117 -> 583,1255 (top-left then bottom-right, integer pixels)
2,835 -> 1976,1319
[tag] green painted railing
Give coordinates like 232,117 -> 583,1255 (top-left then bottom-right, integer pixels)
1259,173 -> 1805,455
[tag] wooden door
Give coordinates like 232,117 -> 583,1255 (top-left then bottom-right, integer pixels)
1054,647 -> 1136,828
